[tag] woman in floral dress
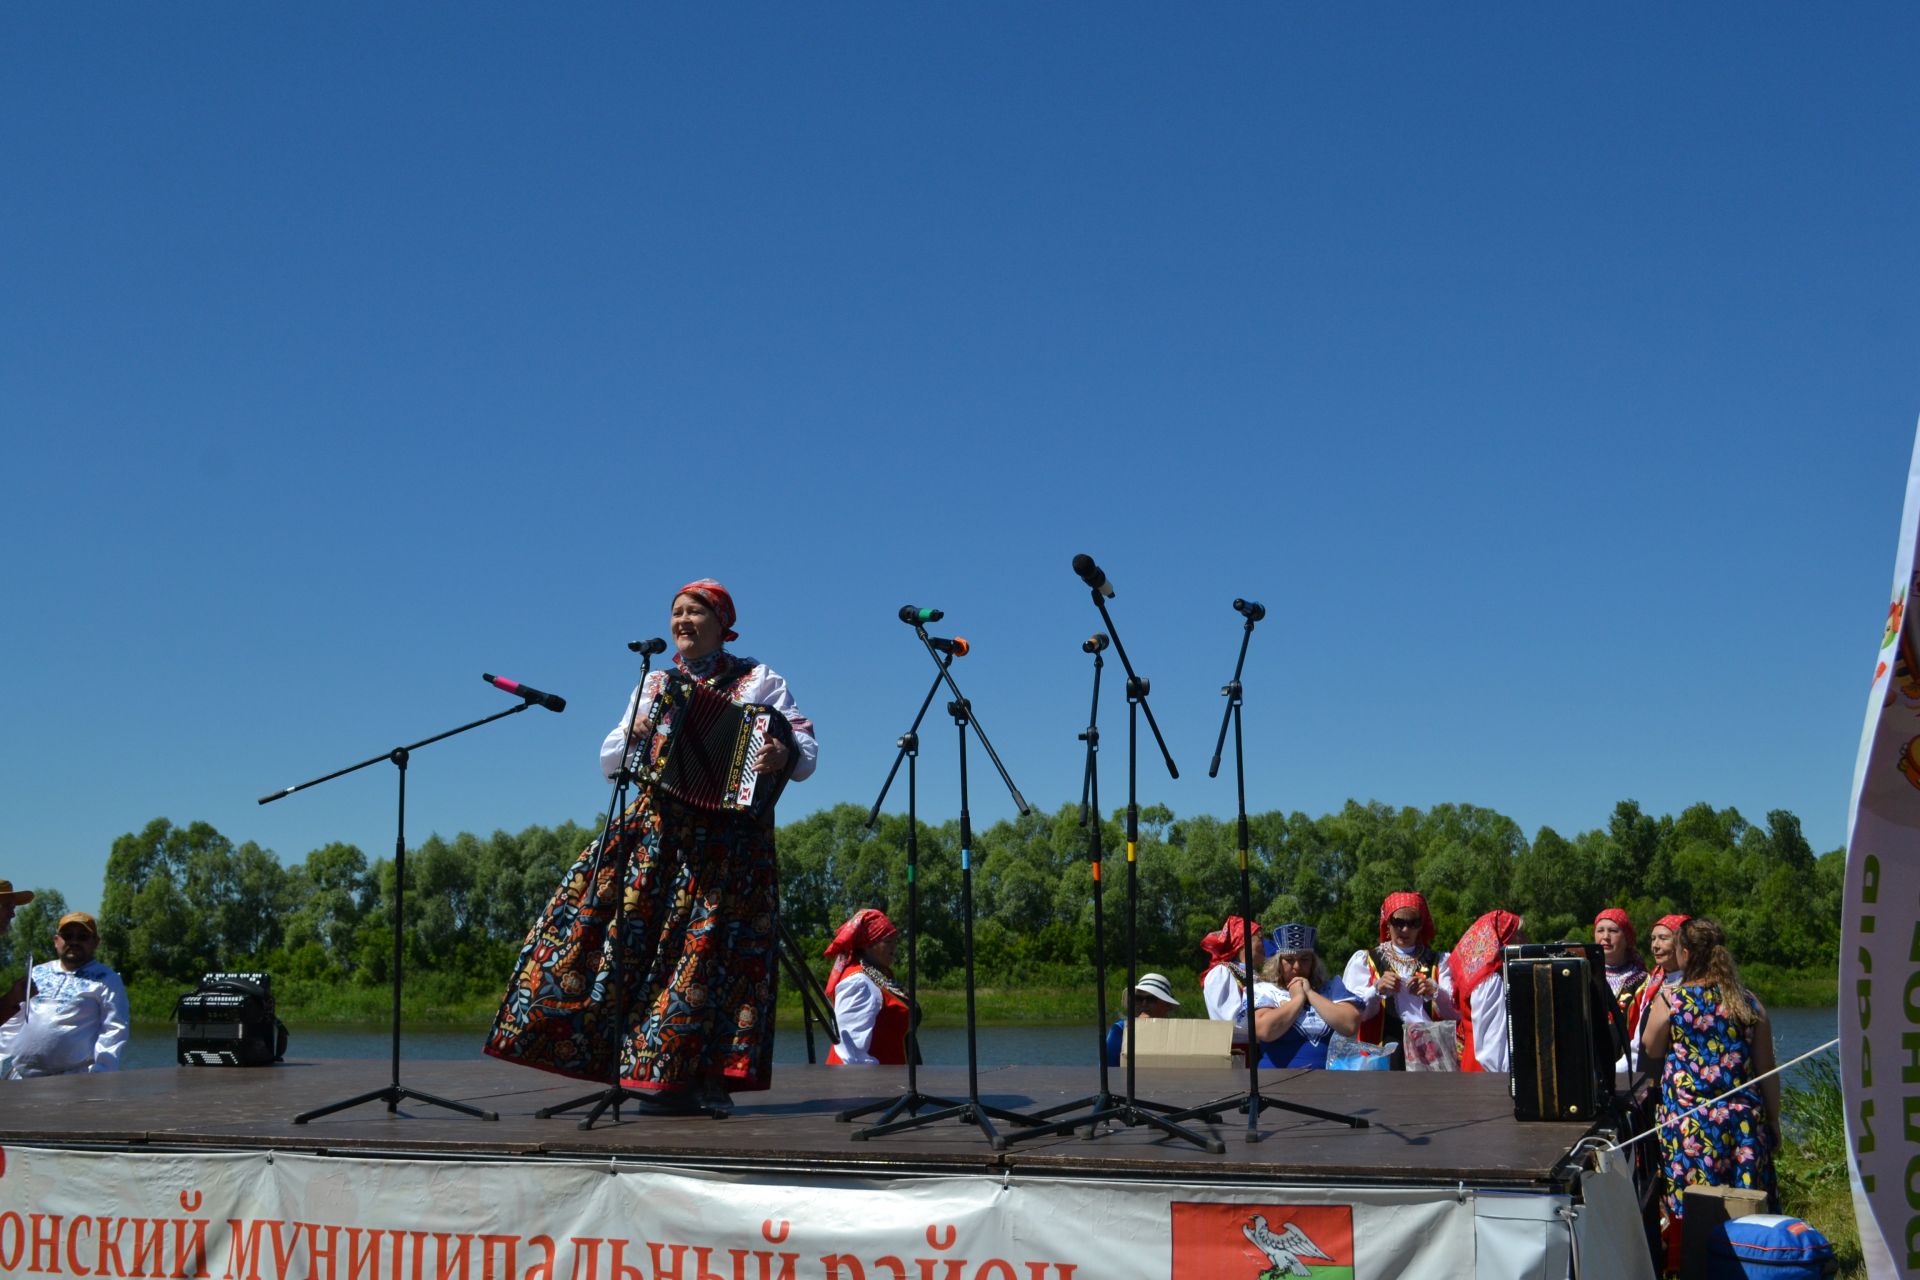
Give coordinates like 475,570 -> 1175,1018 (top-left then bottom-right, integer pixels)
1638,916 -> 1779,1271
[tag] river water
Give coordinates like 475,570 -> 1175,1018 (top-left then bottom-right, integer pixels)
122,1005 -> 1839,1074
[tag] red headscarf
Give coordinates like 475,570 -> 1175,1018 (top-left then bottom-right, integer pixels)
1653,913 -> 1690,936
1448,910 -> 1523,997
674,578 -> 739,642
823,909 -> 898,998
1592,907 -> 1636,952
1200,916 -> 1259,975
1377,892 -> 1435,948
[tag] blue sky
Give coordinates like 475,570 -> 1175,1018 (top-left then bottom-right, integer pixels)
4,5 -> 1915,917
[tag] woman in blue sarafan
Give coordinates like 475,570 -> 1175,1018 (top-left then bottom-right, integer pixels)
1236,922 -> 1363,1069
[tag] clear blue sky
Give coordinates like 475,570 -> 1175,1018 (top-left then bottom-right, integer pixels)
5,5 -> 1915,917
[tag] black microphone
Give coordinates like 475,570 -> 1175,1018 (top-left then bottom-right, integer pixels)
628,637 -> 668,655
1233,599 -> 1267,622
927,635 -> 971,658
1072,554 -> 1115,599
1082,633 -> 1109,654
482,673 -> 567,713
899,604 -> 944,625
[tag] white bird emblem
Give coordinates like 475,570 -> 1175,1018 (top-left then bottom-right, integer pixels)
1241,1214 -> 1335,1276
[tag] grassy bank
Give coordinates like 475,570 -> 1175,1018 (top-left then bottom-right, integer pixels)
1743,964 -> 1837,1008
1775,1053 -> 1862,1278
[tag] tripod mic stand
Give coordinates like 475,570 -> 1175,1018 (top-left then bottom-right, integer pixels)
263,698 -> 533,1124
1007,561 -> 1223,1154
776,917 -> 837,1064
839,654 -> 962,1126
1004,634 -> 1221,1149
1166,601 -> 1366,1140
851,622 -> 1040,1150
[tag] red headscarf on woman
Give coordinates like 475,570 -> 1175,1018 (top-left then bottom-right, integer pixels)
1653,913 -> 1690,936
1447,910 -> 1523,998
674,578 -> 739,642
1377,892 -> 1435,948
1593,907 -> 1637,953
1200,916 -> 1260,976
823,909 -> 898,999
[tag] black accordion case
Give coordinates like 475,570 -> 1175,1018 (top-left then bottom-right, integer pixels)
174,972 -> 288,1067
1503,942 -> 1625,1121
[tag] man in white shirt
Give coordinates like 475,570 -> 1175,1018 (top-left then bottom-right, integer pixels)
0,911 -> 129,1078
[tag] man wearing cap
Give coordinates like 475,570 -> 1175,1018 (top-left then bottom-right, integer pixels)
1105,972 -> 1182,1066
0,912 -> 129,1078
0,881 -> 35,1025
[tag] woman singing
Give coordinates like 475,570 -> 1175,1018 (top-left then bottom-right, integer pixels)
486,579 -> 817,1114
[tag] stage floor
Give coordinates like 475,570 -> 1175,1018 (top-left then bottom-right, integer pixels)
0,1057 -> 1597,1190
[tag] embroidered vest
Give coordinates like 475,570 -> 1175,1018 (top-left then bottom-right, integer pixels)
1356,947 -> 1440,1055
827,969 -> 912,1066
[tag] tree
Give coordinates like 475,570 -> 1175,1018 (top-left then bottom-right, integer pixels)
0,889 -> 69,983
99,818 -> 239,984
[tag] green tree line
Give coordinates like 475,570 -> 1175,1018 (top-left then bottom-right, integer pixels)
0,797 -> 1841,1017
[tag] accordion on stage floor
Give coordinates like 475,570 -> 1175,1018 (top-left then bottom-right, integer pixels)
174,972 -> 288,1067
625,674 -> 796,819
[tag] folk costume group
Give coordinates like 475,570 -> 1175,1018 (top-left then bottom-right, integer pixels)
1191,896 -> 1779,1274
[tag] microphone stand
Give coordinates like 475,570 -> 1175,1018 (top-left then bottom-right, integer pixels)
534,646 -> 708,1127
1166,606 -> 1367,1140
851,624 -> 1041,1150
839,655 -> 963,1126
776,917 -> 836,1064
264,701 -> 528,1124
1006,589 -> 1223,1154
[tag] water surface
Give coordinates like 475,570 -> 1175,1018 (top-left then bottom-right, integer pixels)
123,1006 -> 1839,1073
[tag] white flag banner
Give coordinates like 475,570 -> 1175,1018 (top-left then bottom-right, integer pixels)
0,1144 -> 1498,1280
1842,416 -> 1920,1278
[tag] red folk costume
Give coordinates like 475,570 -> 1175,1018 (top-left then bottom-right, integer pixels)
1199,916 -> 1270,1040
1447,910 -> 1522,1072
824,909 -> 911,1066
1352,893 -> 1444,1047
1627,913 -> 1690,1045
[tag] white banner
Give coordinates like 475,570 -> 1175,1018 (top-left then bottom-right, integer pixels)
0,1144 -> 1507,1280
1842,416 -> 1920,1279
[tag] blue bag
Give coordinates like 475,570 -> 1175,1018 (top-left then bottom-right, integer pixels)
1325,1034 -> 1394,1071
1703,1215 -> 1836,1278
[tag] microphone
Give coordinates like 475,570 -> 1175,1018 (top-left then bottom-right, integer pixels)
1082,633 -> 1109,654
482,673 -> 567,713
1233,598 -> 1267,622
927,635 -> 970,658
628,637 -> 668,655
899,605 -> 944,626
1072,554 -> 1116,599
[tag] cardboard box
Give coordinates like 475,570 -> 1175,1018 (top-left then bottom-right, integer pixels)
1118,1017 -> 1236,1069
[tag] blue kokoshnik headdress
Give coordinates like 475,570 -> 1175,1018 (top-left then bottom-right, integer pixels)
1272,922 -> 1317,955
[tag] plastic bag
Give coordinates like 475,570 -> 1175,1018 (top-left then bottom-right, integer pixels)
1403,1019 -> 1460,1071
1326,1033 -> 1395,1071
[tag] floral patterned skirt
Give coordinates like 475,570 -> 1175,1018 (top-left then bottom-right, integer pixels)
1656,1090 -> 1776,1222
484,792 -> 779,1095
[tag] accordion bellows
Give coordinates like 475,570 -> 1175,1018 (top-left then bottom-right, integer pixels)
628,674 -> 796,818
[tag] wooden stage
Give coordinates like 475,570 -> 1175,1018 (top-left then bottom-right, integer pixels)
0,1056 -> 1600,1190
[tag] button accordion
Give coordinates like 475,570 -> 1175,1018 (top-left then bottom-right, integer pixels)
626,674 -> 795,819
